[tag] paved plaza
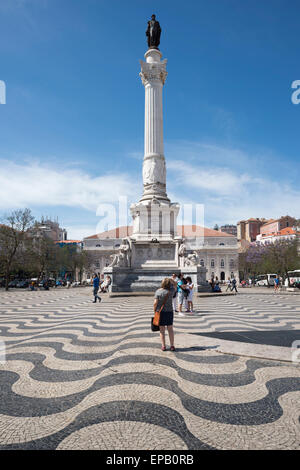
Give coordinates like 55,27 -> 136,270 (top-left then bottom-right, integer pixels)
0,287 -> 299,450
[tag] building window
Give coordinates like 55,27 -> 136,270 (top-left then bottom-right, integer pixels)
211,259 -> 215,268
200,259 -> 205,267
219,242 -> 225,246
96,244 -> 101,247
115,244 -> 120,248
230,259 -> 234,269
220,259 -> 225,268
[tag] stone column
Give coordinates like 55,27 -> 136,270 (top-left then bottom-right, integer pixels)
139,49 -> 169,203
130,48 -> 179,241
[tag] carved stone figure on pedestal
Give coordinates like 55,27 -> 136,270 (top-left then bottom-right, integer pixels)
109,253 -> 119,267
120,238 -> 131,267
146,14 -> 161,49
118,252 -> 126,267
109,239 -> 131,268
184,251 -> 199,267
178,241 -> 187,258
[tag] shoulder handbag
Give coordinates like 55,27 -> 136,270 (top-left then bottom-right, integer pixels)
151,292 -> 170,332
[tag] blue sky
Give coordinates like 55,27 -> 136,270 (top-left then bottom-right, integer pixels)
0,0 -> 299,239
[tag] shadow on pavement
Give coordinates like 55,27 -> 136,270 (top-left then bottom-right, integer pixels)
191,330 -> 300,348
176,345 -> 219,352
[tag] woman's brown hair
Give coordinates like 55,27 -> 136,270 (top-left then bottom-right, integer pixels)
161,278 -> 172,290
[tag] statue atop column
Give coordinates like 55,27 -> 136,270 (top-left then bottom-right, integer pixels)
146,14 -> 161,49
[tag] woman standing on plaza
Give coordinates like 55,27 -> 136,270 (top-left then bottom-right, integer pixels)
153,278 -> 176,351
185,276 -> 194,314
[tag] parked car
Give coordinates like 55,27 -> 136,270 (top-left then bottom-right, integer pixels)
38,280 -> 50,290
16,280 -> 30,288
8,280 -> 19,288
255,274 -> 277,287
38,280 -> 50,288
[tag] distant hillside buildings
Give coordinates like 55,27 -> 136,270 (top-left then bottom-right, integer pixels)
220,224 -> 237,236
36,218 -> 68,242
237,215 -> 299,250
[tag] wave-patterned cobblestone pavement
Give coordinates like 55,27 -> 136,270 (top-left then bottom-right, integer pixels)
0,289 -> 299,450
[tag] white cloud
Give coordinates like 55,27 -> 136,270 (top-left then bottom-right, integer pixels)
0,160 -> 140,212
64,225 -> 100,241
1,140 -> 298,240
165,141 -> 300,226
168,161 -> 250,196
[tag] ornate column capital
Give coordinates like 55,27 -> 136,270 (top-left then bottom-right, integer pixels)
139,60 -> 168,86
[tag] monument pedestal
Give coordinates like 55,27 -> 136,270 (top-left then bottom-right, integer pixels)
103,264 -> 207,293
103,266 -> 180,292
130,199 -> 180,241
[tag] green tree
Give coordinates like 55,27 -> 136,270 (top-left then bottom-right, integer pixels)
56,244 -> 91,282
0,209 -> 35,290
239,239 -> 300,285
262,239 -> 300,285
26,228 -> 60,284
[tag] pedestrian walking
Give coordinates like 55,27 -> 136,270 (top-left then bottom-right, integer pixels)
92,274 -> 102,303
274,276 -> 280,293
153,278 -> 176,351
226,277 -> 231,292
231,277 -> 238,293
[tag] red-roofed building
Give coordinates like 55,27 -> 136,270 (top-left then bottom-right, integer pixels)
237,218 -> 269,243
259,216 -> 297,237
256,225 -> 300,245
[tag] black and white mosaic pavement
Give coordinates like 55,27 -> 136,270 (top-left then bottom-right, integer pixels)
0,288 -> 299,449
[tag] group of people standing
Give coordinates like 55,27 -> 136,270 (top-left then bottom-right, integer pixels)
171,273 -> 195,315
153,273 -> 196,352
208,276 -> 238,293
